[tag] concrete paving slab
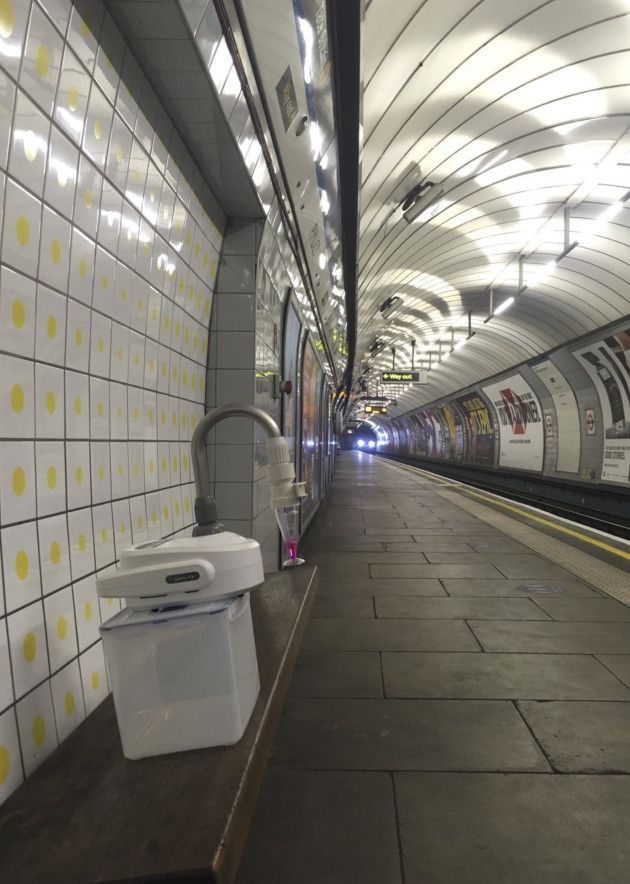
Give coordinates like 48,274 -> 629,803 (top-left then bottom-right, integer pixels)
383,542 -> 473,553
442,578 -> 601,597
310,595 -> 375,618
374,596 -> 550,620
449,526 -> 505,535
469,620 -> 630,653
531,598 -> 630,621
395,772 -> 630,884
302,618 -> 482,652
236,771 -> 401,884
314,562 -> 371,578
596,655 -> 630,688
289,651 -> 383,698
382,652 -> 630,700
489,554 -> 581,579
366,527 -> 438,535
308,552 -> 430,565
316,578 -> 447,597
370,563 -> 505,579
518,700 -> 630,772
271,699 -> 550,771
469,539 -> 534,553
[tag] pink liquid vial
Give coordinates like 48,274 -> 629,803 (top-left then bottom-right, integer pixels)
286,538 -> 298,561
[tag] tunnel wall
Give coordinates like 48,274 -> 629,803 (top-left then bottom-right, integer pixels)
379,319 -> 630,491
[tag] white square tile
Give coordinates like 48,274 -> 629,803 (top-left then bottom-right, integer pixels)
0,266 -> 36,359
35,440 -> 66,517
8,600 -> 49,699
130,273 -> 149,333
35,362 -> 65,438
110,322 -> 130,383
171,486 -> 184,532
38,513 -> 71,595
44,124 -> 78,220
64,299 -> 89,373
35,287 -> 67,368
1,178 -> 42,277
0,1 -> 29,78
73,155 -> 102,238
67,507 -> 95,580
144,441 -> 158,492
112,260 -> 133,326
89,376 -> 109,438
158,441 -> 171,488
92,245 -> 116,315
94,13 -> 123,103
169,351 -> 181,397
169,397 -> 181,441
106,113 -> 132,192
91,504 -> 115,570
158,489 -> 174,536
64,370 -> 89,438
145,491 -> 162,540
143,389 -> 158,441
67,0 -> 104,73
157,343 -> 170,394
127,441 -> 144,496
169,441 -> 181,485
0,353 -> 34,439
96,179 -> 122,255
0,69 -> 16,170
90,440 -> 111,504
44,585 -> 78,674
82,80 -> 112,169
110,441 -> 129,500
8,90 -> 50,197
89,313 -> 111,378
117,200 -> 140,268
1,521 -> 42,613
179,443 -> 191,482
146,285 -> 162,342
0,620 -> 13,712
109,381 -> 128,439
54,45 -> 90,145
50,659 -> 85,743
79,641 -> 108,714
0,441 -> 36,524
39,205 -> 71,291
0,707 -> 24,803
156,392 -> 170,441
128,330 -> 145,387
15,680 -> 57,776
129,495 -> 148,544
111,498 -> 131,558
65,440 -> 90,509
127,386 -> 144,440
68,229 -> 95,310
135,219 -> 154,281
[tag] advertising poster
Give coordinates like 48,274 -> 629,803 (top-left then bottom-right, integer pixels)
482,374 -> 544,471
455,394 -> 495,465
438,402 -> 465,461
301,339 -> 322,525
421,408 -> 444,458
530,358 -> 581,473
573,333 -> 630,485
282,302 -> 301,467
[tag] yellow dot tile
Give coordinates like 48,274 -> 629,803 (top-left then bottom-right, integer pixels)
121,521 -> 126,534
11,299 -> 25,329
75,465 -> 83,484
185,497 -> 190,514
74,396 -> 82,415
94,119 -> 102,139
161,457 -> 167,473
175,501 -> 181,516
16,216 -> 29,246
102,275 -> 108,291
47,466 -> 57,490
117,463 -> 123,476
12,466 -> 26,496
78,258 -> 87,278
23,131 -> 38,162
97,402 -> 103,417
50,240 -> 61,264
0,746 -> 9,786
183,455 -> 188,471
101,528 -> 107,543
151,510 -> 157,524
15,550 -> 29,580
172,457 -> 178,471
0,0 -> 15,40
32,716 -> 46,747
57,615 -> 67,640
11,384 -> 24,413
64,691 -> 75,716
78,533 -> 86,552
50,540 -> 61,565
84,189 -> 92,209
68,85 -> 79,112
136,515 -> 143,529
148,459 -> 154,473
91,671 -> 99,691
84,602 -> 92,621
98,465 -> 104,480
46,314 -> 57,338
46,391 -> 56,414
23,632 -> 36,663
163,505 -> 169,520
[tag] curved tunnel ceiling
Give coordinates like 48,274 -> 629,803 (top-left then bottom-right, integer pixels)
357,0 -> 630,416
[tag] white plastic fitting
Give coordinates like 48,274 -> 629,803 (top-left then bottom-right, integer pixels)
266,437 -> 308,508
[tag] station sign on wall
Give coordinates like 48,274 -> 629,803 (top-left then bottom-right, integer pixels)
380,370 -> 428,384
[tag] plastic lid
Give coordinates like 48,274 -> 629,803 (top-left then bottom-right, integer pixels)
99,596 -> 240,631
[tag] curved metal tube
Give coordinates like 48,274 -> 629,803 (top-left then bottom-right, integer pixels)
191,403 -> 282,500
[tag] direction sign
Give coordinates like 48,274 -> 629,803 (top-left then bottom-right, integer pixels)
380,370 -> 427,384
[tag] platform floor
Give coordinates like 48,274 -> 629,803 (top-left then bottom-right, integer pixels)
236,452 -> 630,884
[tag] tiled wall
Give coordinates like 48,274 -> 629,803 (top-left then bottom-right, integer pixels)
0,0 -> 225,804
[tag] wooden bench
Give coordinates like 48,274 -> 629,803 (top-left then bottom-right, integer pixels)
0,566 -> 318,884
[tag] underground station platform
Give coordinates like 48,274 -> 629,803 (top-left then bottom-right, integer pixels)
236,450 -> 630,884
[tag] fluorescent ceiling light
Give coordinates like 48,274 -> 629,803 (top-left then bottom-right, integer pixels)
494,297 -> 514,315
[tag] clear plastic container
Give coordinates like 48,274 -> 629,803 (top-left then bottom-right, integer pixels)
99,594 -> 260,759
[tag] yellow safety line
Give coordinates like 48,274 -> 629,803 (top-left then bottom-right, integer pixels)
387,460 -> 630,562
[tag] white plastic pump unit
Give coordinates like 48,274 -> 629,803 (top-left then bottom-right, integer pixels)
96,534 -> 265,610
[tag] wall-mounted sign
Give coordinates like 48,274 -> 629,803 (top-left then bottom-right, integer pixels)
365,404 -> 388,414
380,370 -> 427,384
585,408 -> 596,435
276,66 -> 298,132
